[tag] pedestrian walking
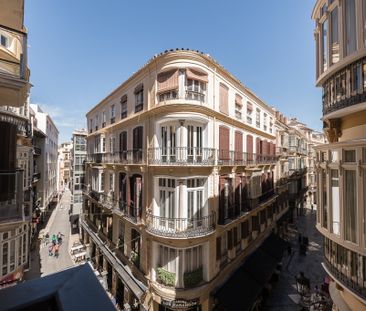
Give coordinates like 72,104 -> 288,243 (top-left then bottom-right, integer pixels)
54,244 -> 59,258
48,244 -> 53,256
57,232 -> 64,245
51,234 -> 57,246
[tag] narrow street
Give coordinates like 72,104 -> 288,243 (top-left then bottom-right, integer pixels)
265,207 -> 326,310
25,189 -> 75,280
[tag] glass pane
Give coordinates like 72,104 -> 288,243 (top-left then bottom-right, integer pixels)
344,150 -> 356,162
344,170 -> 357,243
331,170 -> 340,235
345,0 -> 356,56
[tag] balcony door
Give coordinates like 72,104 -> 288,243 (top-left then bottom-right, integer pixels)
187,178 -> 204,227
159,178 -> 176,230
119,131 -> 127,162
161,125 -> 176,163
133,126 -> 143,162
187,125 -> 202,162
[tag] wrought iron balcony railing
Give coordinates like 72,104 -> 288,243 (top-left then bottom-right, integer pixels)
148,147 -> 215,165
324,257 -> 366,300
87,150 -> 144,164
217,150 -> 276,166
146,213 -> 215,238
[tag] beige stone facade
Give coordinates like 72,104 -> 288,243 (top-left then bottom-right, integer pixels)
80,50 -> 301,310
313,0 -> 366,309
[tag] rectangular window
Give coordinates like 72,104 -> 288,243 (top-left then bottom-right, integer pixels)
256,108 -> 260,128
235,94 -> 242,120
121,95 -> 127,119
345,0 -> 357,56
331,170 -> 340,235
102,111 -> 106,127
344,170 -> 357,243
263,113 -> 267,131
344,150 -> 356,162
0,34 -> 8,47
134,85 -> 144,112
100,172 -> 105,192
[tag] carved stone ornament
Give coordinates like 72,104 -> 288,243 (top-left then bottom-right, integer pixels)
324,118 -> 342,143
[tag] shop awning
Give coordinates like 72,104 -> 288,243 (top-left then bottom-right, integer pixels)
214,269 -> 262,311
260,233 -> 288,261
213,233 -> 286,311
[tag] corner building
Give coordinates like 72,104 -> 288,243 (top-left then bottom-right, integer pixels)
313,1 -> 366,310
82,50 -> 288,310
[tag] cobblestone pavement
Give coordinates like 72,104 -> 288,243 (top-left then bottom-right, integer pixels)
25,189 -> 75,279
265,208 -> 326,310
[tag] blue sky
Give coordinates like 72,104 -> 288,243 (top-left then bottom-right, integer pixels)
25,0 -> 320,143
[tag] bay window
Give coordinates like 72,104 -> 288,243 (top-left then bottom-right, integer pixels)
187,178 -> 204,221
158,244 -> 203,288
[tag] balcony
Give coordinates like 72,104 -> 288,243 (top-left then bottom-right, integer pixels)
217,150 -> 276,166
32,172 -> 40,182
148,147 -> 215,166
146,213 -> 215,238
0,106 -> 30,137
33,146 -> 41,156
323,257 -> 366,300
322,56 -> 366,116
0,170 -> 24,223
87,150 -> 144,165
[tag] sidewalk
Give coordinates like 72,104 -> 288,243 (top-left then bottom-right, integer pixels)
265,208 -> 326,310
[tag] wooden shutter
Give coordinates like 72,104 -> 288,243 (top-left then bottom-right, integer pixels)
246,135 -> 253,161
157,69 -> 179,93
219,126 -> 230,160
219,83 -> 229,115
234,131 -> 243,161
216,237 -> 221,260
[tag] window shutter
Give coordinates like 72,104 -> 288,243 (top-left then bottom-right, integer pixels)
219,126 -> 230,160
234,131 -> 243,161
186,68 -> 208,83
246,135 -> 253,161
219,83 -> 229,115
255,138 -> 260,156
216,237 -> 221,260
157,69 -> 179,93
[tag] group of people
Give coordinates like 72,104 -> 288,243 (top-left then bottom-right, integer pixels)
45,232 -> 64,258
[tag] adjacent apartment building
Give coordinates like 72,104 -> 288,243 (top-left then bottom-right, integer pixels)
313,0 -> 366,310
29,104 -> 59,222
70,129 -> 87,234
0,0 -> 32,286
81,49 -> 293,310
58,141 -> 72,190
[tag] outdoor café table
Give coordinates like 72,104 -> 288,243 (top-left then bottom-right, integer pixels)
70,244 -> 85,254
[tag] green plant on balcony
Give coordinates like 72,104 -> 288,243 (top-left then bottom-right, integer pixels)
157,267 -> 175,287
130,250 -> 140,267
184,267 -> 203,288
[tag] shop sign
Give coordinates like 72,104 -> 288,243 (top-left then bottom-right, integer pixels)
161,298 -> 199,309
